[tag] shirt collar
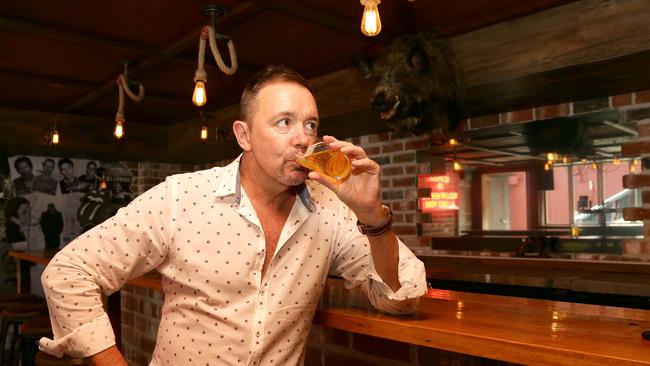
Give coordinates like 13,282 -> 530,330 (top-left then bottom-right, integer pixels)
213,154 -> 315,212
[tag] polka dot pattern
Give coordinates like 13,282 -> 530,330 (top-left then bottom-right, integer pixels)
39,156 -> 426,364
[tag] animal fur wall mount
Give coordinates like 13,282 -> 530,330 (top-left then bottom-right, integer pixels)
356,32 -> 464,136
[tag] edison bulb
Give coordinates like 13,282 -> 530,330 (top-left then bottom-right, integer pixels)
360,0 -> 382,37
52,129 -> 59,144
453,161 -> 462,172
114,119 -> 124,139
193,81 -> 207,106
201,125 -> 208,140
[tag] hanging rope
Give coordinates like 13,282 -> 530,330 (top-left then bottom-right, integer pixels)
194,25 -> 238,82
207,26 -> 237,75
118,74 -> 145,101
114,73 -> 145,121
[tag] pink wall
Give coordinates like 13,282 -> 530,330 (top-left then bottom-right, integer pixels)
508,172 -> 528,230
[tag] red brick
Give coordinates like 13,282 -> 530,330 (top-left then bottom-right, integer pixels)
636,90 -> 650,104
405,165 -> 418,175
368,132 -> 391,143
535,103 -> 570,119
643,191 -> 650,204
393,177 -> 416,187
381,166 -> 404,176
469,114 -> 499,129
364,146 -> 381,155
621,140 -> 650,156
418,236 -> 432,246
393,152 -> 415,163
352,334 -> 411,362
612,93 -> 633,107
392,201 -> 417,211
638,123 -> 650,137
405,138 -> 431,150
380,179 -> 391,189
382,142 -> 404,153
501,109 -> 533,124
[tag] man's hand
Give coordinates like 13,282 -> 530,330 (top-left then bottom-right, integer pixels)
307,135 -> 385,225
88,345 -> 128,366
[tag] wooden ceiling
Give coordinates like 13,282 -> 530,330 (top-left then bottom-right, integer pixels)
0,0 -> 574,126
1,0 -> 649,164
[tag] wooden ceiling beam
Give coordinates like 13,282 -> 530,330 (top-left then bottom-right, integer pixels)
0,16 -> 198,66
0,69 -> 189,105
62,2 -> 262,113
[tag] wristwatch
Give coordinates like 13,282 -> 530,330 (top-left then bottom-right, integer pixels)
357,205 -> 393,236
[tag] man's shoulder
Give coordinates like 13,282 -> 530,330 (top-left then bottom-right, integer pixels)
164,165 -> 229,186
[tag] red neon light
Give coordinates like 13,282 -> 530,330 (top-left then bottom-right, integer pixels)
418,174 -> 459,212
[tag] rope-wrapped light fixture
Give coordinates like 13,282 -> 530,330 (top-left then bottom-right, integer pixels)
192,4 -> 238,107
114,60 -> 145,139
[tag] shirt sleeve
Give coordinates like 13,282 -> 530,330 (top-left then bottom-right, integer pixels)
39,177 -> 177,358
328,202 -> 427,315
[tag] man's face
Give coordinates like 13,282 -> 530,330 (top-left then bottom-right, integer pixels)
16,161 -> 32,177
60,162 -> 74,179
87,163 -> 96,177
245,82 -> 319,186
42,161 -> 54,175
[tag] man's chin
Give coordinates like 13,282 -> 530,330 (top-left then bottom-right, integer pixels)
281,170 -> 308,186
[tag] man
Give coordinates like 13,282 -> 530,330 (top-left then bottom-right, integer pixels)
40,65 -> 426,365
77,161 -> 98,192
39,203 -> 64,250
58,158 -> 78,194
12,156 -> 34,196
33,159 -> 58,195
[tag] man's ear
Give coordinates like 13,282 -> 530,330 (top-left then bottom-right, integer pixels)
233,120 -> 252,151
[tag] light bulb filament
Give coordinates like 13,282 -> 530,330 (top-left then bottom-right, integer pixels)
114,119 -> 124,139
193,81 -> 207,106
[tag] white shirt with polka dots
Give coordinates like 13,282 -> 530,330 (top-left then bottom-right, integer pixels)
39,156 -> 427,365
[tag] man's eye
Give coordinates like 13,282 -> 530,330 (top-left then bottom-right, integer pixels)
277,119 -> 290,127
305,121 -> 318,131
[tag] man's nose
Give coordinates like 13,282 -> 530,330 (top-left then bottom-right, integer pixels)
292,124 -> 311,147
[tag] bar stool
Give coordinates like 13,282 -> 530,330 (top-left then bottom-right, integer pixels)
0,303 -> 48,365
0,294 -> 44,310
0,293 -> 46,363
35,351 -> 87,366
19,315 -> 53,366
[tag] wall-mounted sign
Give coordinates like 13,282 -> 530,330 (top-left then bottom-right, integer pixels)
417,174 -> 459,212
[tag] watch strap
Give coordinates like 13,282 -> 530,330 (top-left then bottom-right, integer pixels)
357,205 -> 393,236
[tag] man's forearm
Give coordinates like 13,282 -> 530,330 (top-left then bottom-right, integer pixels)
88,345 -> 128,366
367,229 -> 401,292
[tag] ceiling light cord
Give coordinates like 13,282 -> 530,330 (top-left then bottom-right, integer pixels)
115,73 -> 145,121
195,25 -> 238,81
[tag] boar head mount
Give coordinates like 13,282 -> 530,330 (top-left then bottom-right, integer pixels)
356,32 -> 464,136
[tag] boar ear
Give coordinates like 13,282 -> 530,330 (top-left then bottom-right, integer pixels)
352,55 -> 373,79
408,47 -> 429,73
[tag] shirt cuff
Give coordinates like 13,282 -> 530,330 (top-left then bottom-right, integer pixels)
39,313 -> 116,358
366,252 -> 427,301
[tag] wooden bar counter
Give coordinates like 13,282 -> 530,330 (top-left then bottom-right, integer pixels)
10,250 -> 650,365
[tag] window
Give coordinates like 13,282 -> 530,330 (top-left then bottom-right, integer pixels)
481,171 -> 528,230
543,160 -> 641,235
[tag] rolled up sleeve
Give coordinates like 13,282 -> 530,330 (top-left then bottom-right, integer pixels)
329,205 -> 427,315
